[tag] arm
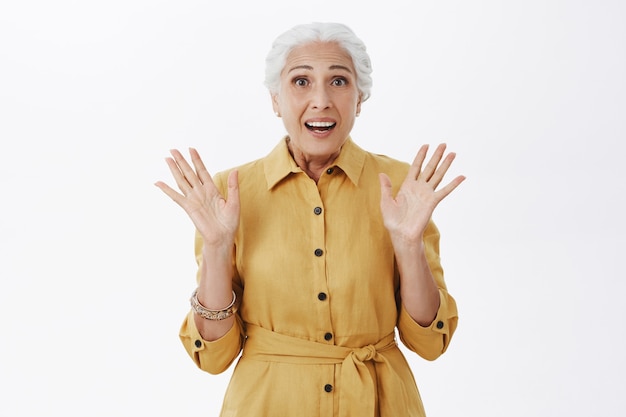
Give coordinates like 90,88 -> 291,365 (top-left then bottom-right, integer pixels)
395,220 -> 458,360
156,148 -> 244,372
178,230 -> 245,374
380,144 -> 464,357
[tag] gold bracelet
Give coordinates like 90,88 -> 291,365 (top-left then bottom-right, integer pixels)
190,289 -> 237,320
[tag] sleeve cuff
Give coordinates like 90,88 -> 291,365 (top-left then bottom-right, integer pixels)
397,289 -> 458,360
180,310 -> 243,373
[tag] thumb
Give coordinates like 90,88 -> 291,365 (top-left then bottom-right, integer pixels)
226,169 -> 240,207
379,173 -> 393,204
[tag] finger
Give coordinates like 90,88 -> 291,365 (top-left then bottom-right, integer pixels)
164,156 -> 194,194
407,145 -> 429,181
154,181 -> 186,206
420,143 -> 447,182
434,175 -> 466,202
165,151 -> 200,195
428,152 -> 457,189
225,169 -> 240,208
378,173 -> 394,207
170,149 -> 202,188
189,147 -> 214,186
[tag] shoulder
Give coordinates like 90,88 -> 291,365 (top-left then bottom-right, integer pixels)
362,150 -> 410,185
212,157 -> 265,192
213,139 -> 289,192
365,151 -> 409,170
216,157 -> 266,177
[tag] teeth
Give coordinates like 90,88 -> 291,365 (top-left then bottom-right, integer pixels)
306,121 -> 335,127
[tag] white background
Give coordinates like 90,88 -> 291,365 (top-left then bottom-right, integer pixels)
1,1 -> 625,416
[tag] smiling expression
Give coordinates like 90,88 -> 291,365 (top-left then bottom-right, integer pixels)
272,41 -> 362,168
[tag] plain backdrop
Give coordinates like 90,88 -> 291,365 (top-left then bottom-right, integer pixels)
1,1 -> 625,416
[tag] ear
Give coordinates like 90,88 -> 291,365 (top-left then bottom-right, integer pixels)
271,93 -> 280,116
356,94 -> 362,116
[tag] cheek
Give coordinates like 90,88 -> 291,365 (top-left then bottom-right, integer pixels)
284,98 -> 305,116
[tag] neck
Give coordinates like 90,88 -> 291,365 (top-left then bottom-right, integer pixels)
287,139 -> 340,183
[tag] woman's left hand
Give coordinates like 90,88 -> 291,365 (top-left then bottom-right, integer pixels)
379,143 -> 465,244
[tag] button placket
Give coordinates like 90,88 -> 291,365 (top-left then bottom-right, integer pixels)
310,182 -> 334,349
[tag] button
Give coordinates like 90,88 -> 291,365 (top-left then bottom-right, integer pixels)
314,248 -> 324,257
324,332 -> 333,341
318,292 -> 327,301
194,340 -> 202,348
326,167 -> 334,175
324,384 -> 333,392
313,206 -> 322,215
436,321 -> 444,329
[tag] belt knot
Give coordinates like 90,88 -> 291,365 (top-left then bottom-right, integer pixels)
352,344 -> 377,362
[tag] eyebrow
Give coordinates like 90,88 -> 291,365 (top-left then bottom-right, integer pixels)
287,64 -> 353,74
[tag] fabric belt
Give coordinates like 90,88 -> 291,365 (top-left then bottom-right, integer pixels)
242,324 -> 415,417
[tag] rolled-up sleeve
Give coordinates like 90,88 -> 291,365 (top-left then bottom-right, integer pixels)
396,219 -> 459,361
397,289 -> 458,360
179,195 -> 245,374
179,311 -> 245,374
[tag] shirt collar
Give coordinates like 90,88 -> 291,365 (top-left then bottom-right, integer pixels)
264,136 -> 366,189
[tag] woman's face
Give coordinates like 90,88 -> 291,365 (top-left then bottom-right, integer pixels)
272,41 -> 362,162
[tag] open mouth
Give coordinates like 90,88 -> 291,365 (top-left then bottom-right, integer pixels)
305,121 -> 336,133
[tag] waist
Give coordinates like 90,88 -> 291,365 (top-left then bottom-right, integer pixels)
242,324 -> 397,364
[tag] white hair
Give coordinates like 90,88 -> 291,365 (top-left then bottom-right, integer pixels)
264,22 -> 373,102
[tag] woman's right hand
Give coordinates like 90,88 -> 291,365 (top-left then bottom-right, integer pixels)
155,148 -> 240,247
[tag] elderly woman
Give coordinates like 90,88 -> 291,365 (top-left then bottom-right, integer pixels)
156,22 -> 464,417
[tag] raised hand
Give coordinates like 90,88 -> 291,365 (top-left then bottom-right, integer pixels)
379,144 -> 465,244
155,148 -> 240,247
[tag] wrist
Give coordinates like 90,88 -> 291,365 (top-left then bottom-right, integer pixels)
201,239 -> 235,258
389,233 -> 425,256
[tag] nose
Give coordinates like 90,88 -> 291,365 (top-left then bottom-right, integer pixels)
310,84 -> 331,109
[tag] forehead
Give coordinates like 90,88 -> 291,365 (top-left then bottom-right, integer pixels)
283,41 -> 355,73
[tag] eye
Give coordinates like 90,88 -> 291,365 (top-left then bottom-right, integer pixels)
294,78 -> 309,87
332,77 -> 348,87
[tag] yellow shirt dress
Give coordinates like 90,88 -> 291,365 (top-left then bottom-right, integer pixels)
179,137 -> 458,417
